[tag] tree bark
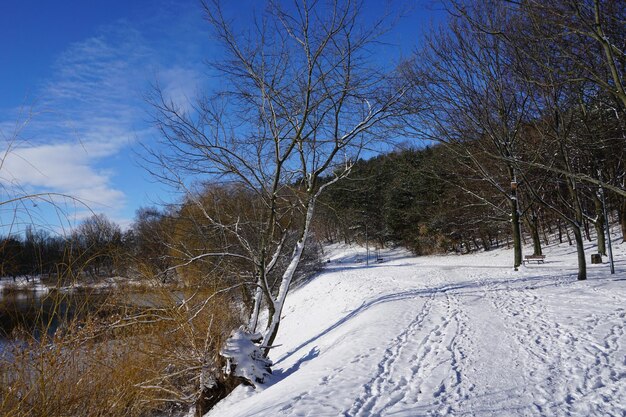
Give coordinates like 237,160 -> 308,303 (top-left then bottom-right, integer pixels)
510,197 -> 522,268
566,173 -> 588,281
248,284 -> 263,332
583,218 -> 592,242
619,198 -> 626,242
262,195 -> 318,354
571,223 -> 587,281
524,210 -> 543,256
531,219 -> 542,256
594,193 -> 606,255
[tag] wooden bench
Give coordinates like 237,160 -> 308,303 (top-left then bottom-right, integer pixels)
523,254 -> 546,265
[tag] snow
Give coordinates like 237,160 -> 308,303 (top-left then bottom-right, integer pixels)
209,239 -> 626,416
221,329 -> 272,384
0,275 -> 49,294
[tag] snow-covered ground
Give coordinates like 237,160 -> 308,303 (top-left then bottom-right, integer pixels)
208,238 -> 626,417
0,275 -> 49,294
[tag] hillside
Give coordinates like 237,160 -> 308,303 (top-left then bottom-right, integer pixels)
206,239 -> 625,417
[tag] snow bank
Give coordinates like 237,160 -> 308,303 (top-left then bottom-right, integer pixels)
207,239 -> 626,416
0,275 -> 49,294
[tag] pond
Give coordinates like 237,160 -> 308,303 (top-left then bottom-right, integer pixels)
0,288 -> 112,352
0,282 -> 190,354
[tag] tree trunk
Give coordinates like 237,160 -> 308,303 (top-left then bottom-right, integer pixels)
248,284 -> 263,332
542,223 -> 550,246
524,211 -> 543,256
531,222 -> 542,256
594,193 -> 606,256
262,196 -> 318,355
569,174 -> 588,281
566,225 -> 572,245
510,198 -> 522,269
571,223 -> 587,281
263,238 -> 306,354
583,218 -> 592,242
481,235 -> 491,251
620,198 -> 626,243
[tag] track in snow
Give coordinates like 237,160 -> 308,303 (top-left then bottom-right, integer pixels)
341,265 -> 626,417
207,243 -> 626,417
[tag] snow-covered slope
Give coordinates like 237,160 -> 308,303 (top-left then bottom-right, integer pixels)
207,239 -> 626,417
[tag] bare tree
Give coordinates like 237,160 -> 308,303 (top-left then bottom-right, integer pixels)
408,1 -> 529,269
517,0 -> 626,111
74,213 -> 123,278
449,0 -> 626,199
146,0 -> 408,396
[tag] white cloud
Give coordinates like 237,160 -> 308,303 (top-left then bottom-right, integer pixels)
0,140 -> 125,209
0,7 -> 210,231
0,23 -> 150,225
158,66 -> 201,113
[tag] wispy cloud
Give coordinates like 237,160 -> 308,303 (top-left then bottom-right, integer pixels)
0,5 -> 209,231
158,66 -> 202,114
2,33 -> 126,215
0,26 -> 146,225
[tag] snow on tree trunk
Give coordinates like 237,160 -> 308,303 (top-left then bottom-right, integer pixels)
248,283 -> 263,332
262,196 -> 317,353
221,328 -> 272,386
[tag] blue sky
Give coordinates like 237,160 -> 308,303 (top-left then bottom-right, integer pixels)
0,0 -> 442,233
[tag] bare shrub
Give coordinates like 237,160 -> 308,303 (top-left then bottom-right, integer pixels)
0,284 -> 241,417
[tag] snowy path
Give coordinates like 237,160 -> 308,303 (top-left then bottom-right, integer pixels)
207,242 -> 626,417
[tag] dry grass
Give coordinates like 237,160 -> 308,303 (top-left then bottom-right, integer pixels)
0,285 -> 242,417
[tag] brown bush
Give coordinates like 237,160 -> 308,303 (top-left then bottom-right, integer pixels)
0,285 -> 242,417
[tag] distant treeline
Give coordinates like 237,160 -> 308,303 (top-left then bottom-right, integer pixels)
0,202 -> 321,287
2,142 -> 623,284
0,216 -> 128,282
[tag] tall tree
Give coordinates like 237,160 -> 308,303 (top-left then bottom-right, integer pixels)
409,1 -> 529,268
147,0 -> 409,393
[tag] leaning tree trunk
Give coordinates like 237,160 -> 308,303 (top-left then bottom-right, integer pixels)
262,195 -> 318,355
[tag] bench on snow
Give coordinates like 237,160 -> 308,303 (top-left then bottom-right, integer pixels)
523,254 -> 546,265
